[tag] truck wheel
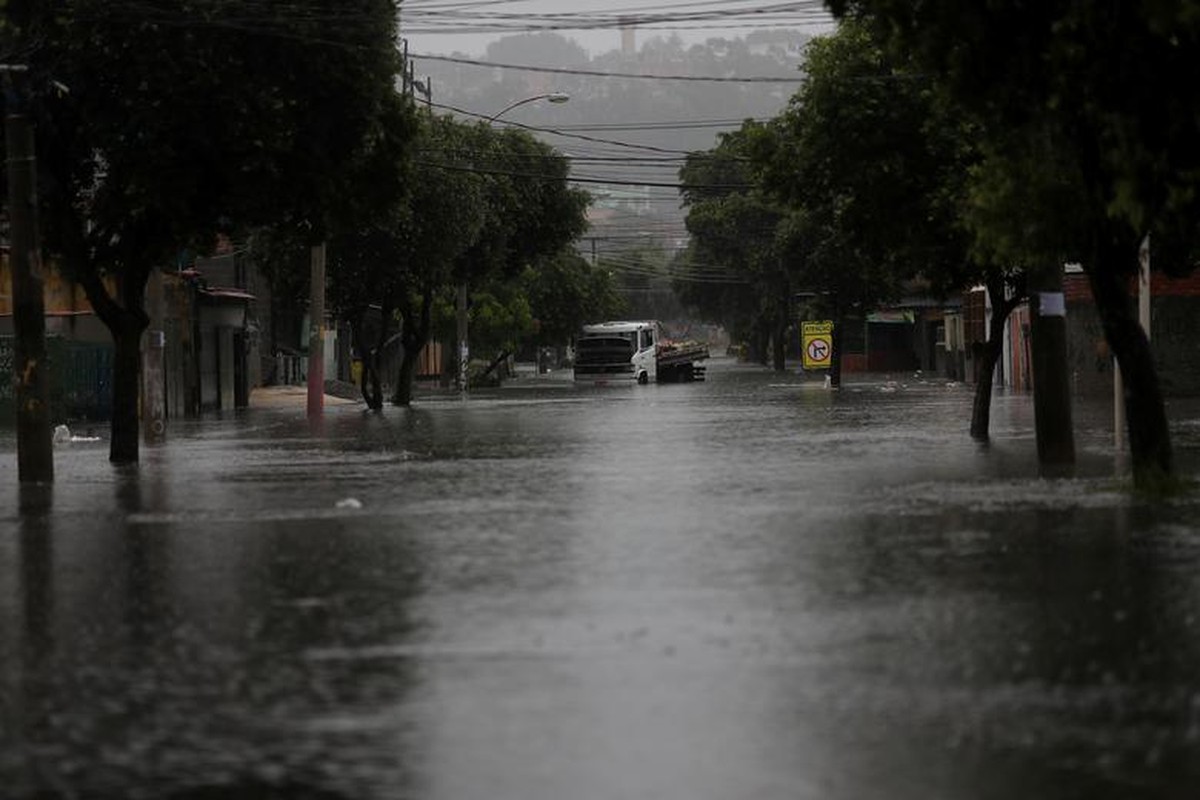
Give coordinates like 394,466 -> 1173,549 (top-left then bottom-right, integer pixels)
637,371 -> 648,385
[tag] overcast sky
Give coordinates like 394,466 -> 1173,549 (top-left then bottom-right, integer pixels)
401,0 -> 836,57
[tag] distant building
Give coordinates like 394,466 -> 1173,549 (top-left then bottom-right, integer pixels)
0,244 -> 262,423
1063,266 -> 1200,397
941,266 -> 1200,397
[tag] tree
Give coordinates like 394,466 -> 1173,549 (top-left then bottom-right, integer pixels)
827,1 -> 1200,486
680,126 -> 794,370
457,124 -> 590,286
750,20 -> 981,386
432,122 -> 588,395
750,19 -> 1034,434
320,113 -> 486,408
521,251 -> 625,347
8,0 -> 409,462
319,114 -> 589,405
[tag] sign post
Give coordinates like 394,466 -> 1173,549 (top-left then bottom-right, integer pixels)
801,320 -> 834,371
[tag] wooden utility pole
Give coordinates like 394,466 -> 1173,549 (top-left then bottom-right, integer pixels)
307,242 -> 326,419
4,64 -> 54,483
1029,264 -> 1075,465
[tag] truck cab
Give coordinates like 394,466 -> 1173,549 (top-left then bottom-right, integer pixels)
573,321 -> 659,384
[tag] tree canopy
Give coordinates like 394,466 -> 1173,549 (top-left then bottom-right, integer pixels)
4,0 -> 411,461
827,0 -> 1200,485
306,112 -> 592,405
678,125 -> 793,368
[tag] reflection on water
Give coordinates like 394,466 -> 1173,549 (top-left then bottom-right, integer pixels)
2,360 -> 1200,799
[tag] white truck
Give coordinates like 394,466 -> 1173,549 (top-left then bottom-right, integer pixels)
573,320 -> 708,384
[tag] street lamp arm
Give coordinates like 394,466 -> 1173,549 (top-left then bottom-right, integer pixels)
486,91 -> 569,122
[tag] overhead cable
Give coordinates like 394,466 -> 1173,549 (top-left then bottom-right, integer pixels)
411,53 -> 803,83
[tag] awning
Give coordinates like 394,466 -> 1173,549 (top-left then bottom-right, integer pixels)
199,286 -> 255,301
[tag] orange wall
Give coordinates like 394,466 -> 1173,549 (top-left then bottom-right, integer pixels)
0,254 -> 114,316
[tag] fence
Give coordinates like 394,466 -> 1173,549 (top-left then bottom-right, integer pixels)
0,336 -> 113,423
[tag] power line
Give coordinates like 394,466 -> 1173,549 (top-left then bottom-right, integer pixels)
411,52 -> 804,83
400,0 -> 834,35
549,119 -> 767,132
416,159 -> 752,190
428,99 -> 700,154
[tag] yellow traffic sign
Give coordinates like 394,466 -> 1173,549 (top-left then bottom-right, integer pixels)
801,320 -> 833,369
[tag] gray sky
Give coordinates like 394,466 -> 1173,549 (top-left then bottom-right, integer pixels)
401,0 -> 836,57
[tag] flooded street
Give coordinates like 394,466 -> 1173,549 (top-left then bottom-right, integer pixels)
3,358 -> 1200,799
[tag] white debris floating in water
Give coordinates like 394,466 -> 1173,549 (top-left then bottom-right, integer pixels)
53,424 -> 101,444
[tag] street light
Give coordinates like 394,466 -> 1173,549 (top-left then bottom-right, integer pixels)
455,91 -> 571,394
486,91 -> 570,123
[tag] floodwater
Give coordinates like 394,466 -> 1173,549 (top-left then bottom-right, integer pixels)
3,358 -> 1200,800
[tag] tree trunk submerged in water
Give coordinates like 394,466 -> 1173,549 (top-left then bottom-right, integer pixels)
752,321 -> 770,367
392,290 -> 433,408
970,278 -> 1024,441
361,347 -> 384,411
1088,254 -> 1172,489
356,305 -> 388,412
771,316 -> 787,372
109,321 -> 147,463
79,267 -> 150,464
393,347 -> 420,406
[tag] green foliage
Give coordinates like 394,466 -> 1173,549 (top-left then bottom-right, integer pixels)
465,284 -> 534,356
25,0 -> 409,275
827,0 -> 1200,477
680,125 -> 791,351
756,18 -> 976,307
521,251 -> 626,345
452,124 -> 591,283
9,0 -> 410,458
303,110 -> 592,386
962,123 -> 1090,271
829,0 -> 1200,276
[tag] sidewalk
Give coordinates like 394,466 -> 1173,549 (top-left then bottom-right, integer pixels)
249,384 -> 362,409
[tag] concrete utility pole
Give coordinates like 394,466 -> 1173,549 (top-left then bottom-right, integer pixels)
307,242 -> 326,419
142,268 -> 166,444
456,280 -> 468,393
1029,264 -> 1075,466
4,64 -> 54,483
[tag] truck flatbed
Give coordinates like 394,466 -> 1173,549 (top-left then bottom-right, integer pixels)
656,341 -> 709,382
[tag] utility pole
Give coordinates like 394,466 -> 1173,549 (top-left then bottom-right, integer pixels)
307,241 -> 326,419
4,64 -> 54,483
1029,263 -> 1075,465
456,279 -> 468,393
1115,235 -> 1152,451
142,268 -> 166,443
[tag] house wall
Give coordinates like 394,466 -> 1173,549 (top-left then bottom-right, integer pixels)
1064,272 -> 1200,398
197,303 -> 246,412
866,321 -> 918,372
3,254 -> 259,419
1008,304 -> 1033,392
218,327 -> 236,410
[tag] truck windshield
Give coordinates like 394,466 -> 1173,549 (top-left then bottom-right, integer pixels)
576,335 -> 636,366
